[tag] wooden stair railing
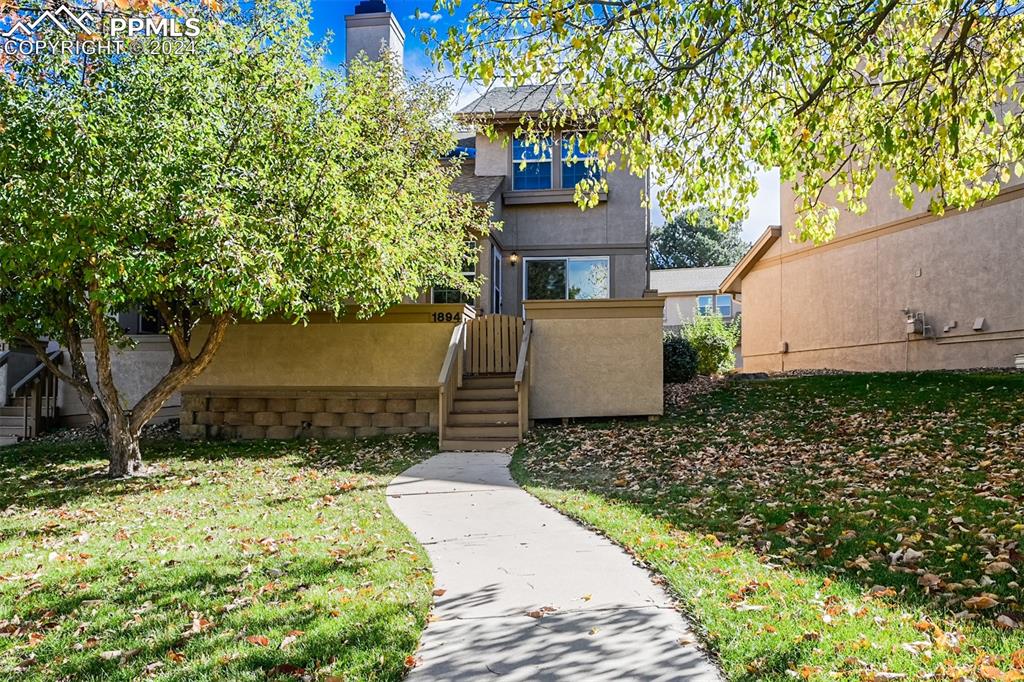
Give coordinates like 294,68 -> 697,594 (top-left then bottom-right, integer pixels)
513,320 -> 533,442
464,314 -> 522,375
6,350 -> 62,441
438,315 -> 531,450
437,320 -> 467,449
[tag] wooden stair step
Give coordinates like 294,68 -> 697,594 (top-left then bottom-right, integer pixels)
452,399 -> 518,412
461,375 -> 515,389
445,425 -> 520,439
453,387 -> 515,400
447,412 -> 518,426
441,438 -> 519,451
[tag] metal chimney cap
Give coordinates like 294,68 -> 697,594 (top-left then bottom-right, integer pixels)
354,0 -> 388,13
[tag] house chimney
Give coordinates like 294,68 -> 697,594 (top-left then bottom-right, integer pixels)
345,0 -> 405,67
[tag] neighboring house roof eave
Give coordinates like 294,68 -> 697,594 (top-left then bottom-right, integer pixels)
649,265 -> 734,295
720,225 -> 782,294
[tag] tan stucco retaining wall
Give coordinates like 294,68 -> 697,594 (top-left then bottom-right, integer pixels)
187,305 -> 470,389
740,187 -> 1024,372
524,299 -> 664,419
181,305 -> 470,440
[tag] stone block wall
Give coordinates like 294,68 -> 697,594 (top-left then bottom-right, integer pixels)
180,389 -> 437,441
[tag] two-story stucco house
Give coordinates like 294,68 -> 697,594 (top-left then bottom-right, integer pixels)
2,0 -> 665,448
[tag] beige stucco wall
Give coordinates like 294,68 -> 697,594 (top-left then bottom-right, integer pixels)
741,188 -> 1024,372
187,306 -> 470,390
525,299 -> 663,419
58,335 -> 180,425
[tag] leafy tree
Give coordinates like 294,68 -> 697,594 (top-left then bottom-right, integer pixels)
432,0 -> 1024,242
651,208 -> 749,269
0,0 -> 492,476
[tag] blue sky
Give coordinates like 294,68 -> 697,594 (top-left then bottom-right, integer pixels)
312,0 -> 780,242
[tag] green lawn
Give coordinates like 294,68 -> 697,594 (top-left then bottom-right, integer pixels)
0,434 -> 436,681
514,372 -> 1024,681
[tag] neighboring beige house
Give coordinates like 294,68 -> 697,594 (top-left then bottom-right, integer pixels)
722,175 -> 1024,373
650,266 -> 738,329
650,266 -> 742,367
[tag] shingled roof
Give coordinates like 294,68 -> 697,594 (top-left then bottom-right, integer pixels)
457,85 -> 564,118
451,163 -> 503,203
649,266 -> 735,295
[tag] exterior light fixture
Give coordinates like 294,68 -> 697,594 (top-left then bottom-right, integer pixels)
509,252 -> 519,265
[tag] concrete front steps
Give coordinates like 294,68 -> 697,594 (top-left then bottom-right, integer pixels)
441,375 -> 520,451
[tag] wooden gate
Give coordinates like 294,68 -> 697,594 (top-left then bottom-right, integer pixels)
464,314 -> 523,375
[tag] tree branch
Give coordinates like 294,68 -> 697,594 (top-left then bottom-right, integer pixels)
129,313 -> 232,434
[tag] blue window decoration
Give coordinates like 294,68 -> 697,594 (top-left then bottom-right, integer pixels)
561,134 -> 600,189
512,136 -> 552,190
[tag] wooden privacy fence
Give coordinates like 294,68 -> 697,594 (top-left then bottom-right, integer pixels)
464,314 -> 523,375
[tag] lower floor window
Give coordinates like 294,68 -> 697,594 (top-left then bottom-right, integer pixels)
525,256 -> 609,300
431,241 -> 478,304
432,274 -> 476,304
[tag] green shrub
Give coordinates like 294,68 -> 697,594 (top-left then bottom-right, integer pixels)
683,313 -> 740,375
663,331 -> 698,383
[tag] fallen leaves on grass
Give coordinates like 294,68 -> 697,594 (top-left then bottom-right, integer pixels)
522,374 -> 1024,621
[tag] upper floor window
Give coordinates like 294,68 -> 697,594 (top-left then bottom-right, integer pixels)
432,241 -> 478,304
512,135 -> 552,190
697,294 -> 733,317
561,133 -> 600,189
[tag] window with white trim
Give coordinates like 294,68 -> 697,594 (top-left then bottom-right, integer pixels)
561,132 -> 600,189
512,135 -> 552,190
431,241 -> 478,304
697,294 -> 733,317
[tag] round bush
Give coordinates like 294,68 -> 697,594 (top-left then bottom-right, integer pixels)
663,332 -> 698,383
683,313 -> 739,375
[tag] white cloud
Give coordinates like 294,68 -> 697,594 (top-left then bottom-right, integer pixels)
407,11 -> 443,22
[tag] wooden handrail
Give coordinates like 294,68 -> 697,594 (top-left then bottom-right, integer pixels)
514,320 -> 533,442
9,350 -> 62,397
438,321 -> 467,388
514,320 -> 533,388
437,321 -> 467,449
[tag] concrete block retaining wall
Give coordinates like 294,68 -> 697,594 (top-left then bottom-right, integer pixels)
180,389 -> 437,441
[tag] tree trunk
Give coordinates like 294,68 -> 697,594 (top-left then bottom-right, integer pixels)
107,426 -> 144,477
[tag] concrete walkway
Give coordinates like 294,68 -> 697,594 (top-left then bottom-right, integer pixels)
386,452 -> 721,681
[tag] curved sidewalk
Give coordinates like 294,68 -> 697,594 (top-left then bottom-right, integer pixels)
386,452 -> 721,681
